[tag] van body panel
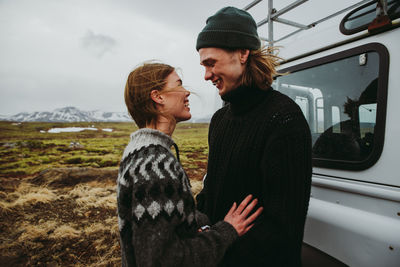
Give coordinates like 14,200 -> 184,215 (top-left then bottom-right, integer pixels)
273,3 -> 400,266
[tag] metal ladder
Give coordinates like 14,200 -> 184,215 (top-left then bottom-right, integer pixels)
243,0 -> 374,45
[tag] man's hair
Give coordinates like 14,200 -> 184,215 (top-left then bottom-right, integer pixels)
343,78 -> 378,119
241,46 -> 281,90
124,62 -> 174,128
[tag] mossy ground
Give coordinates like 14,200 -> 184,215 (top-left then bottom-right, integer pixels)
0,121 -> 208,266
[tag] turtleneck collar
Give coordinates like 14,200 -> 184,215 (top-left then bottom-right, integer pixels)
122,128 -> 175,159
221,85 -> 272,115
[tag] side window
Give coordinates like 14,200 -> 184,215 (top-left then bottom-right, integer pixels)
273,43 -> 388,170
340,0 -> 400,35
295,96 -> 309,121
331,106 -> 341,133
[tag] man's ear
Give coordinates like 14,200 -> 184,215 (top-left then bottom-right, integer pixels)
239,49 -> 250,64
150,90 -> 163,104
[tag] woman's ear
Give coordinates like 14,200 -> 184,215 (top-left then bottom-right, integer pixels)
239,49 -> 250,64
150,90 -> 163,104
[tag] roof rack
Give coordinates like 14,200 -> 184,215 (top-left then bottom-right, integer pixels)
243,0 -> 373,45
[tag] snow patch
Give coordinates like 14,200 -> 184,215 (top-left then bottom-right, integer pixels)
48,127 -> 98,133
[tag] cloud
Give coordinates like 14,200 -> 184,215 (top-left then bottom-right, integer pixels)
0,0 -> 246,117
81,30 -> 117,58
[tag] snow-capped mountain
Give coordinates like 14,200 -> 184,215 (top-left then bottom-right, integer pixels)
0,114 -> 10,121
1,107 -> 132,122
87,109 -> 132,122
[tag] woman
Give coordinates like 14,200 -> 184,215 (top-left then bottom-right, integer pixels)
117,62 -> 263,267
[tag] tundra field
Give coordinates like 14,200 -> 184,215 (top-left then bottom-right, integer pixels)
0,121 -> 209,266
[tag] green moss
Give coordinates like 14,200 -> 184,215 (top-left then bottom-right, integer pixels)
64,157 -> 83,164
98,158 -> 119,167
0,121 -> 208,177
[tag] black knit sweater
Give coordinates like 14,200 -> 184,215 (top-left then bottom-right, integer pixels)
197,85 -> 312,267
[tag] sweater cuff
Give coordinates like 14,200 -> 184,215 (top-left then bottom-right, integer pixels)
195,211 -> 211,227
212,221 -> 238,245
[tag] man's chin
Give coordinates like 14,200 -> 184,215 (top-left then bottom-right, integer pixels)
218,88 -> 226,97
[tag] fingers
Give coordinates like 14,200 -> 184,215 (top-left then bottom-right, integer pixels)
227,202 -> 237,215
224,202 -> 236,221
244,207 -> 263,225
240,207 -> 263,236
225,196 -> 263,237
235,194 -> 253,214
240,198 -> 258,218
244,223 -> 254,233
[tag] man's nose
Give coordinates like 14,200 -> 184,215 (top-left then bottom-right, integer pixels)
204,69 -> 212,81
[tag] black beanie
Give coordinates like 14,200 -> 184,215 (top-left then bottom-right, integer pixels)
196,6 -> 261,51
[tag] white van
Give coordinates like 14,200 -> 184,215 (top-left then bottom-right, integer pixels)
245,0 -> 400,266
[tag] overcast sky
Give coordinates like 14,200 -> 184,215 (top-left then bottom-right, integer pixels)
0,0 -> 359,117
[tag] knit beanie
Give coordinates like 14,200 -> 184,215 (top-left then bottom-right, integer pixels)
196,6 -> 261,51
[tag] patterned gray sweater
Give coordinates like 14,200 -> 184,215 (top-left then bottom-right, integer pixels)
117,128 -> 237,267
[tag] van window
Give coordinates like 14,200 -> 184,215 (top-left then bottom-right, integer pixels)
273,43 -> 389,170
332,106 -> 341,133
340,0 -> 400,35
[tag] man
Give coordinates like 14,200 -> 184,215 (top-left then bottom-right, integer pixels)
196,6 -> 312,266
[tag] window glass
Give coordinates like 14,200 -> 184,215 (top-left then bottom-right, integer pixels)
295,96 -> 309,120
332,106 -> 341,133
273,51 -> 380,166
316,98 -> 324,134
340,0 -> 400,35
344,3 -> 376,30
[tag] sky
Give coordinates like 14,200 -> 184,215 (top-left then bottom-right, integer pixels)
0,0 -> 360,118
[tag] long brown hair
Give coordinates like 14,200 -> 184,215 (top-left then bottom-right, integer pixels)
241,46 -> 281,90
124,62 -> 174,128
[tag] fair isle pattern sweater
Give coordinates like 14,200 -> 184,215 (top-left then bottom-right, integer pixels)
117,128 -> 237,267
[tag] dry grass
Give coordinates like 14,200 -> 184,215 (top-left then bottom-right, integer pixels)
68,183 -> 116,211
190,179 -> 204,198
0,170 -> 121,266
50,224 -> 81,239
18,221 -> 58,242
0,172 -> 205,266
0,122 -> 208,266
0,182 -> 57,213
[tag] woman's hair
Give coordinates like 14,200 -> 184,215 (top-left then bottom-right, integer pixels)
240,46 -> 281,90
124,62 -> 174,128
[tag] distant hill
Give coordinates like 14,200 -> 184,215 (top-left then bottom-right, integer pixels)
0,107 -> 132,122
0,106 -> 212,123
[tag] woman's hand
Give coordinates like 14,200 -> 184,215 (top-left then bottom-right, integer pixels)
223,194 -> 263,237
